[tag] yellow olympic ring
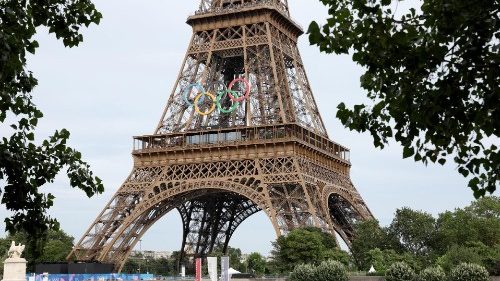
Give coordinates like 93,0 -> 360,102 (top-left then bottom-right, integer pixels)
194,92 -> 216,116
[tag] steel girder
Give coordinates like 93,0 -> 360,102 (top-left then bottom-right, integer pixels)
178,192 -> 261,260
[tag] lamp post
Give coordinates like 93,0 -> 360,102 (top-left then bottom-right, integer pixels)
138,239 -> 142,275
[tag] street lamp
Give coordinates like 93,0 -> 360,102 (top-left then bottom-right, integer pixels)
138,239 -> 142,275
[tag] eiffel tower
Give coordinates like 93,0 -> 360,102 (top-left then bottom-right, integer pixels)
68,0 -> 373,272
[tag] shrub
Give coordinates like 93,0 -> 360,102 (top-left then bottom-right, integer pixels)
385,262 -> 415,281
289,264 -> 315,281
416,266 -> 446,281
449,263 -> 489,281
367,270 -> 386,276
313,260 -> 348,281
489,260 -> 500,276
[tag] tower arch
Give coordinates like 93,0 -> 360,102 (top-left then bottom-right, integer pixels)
324,190 -> 372,246
96,180 -> 270,271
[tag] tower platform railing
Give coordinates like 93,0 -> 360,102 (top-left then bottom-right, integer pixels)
190,0 -> 304,32
133,124 -> 350,163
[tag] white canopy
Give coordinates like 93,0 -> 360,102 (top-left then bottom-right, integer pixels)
228,268 -> 241,275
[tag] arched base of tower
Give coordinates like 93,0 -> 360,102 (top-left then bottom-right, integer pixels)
177,192 -> 261,260
68,127 -> 373,272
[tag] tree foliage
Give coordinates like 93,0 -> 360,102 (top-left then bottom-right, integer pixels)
271,227 -> 349,272
437,243 -> 500,274
435,197 -> 500,255
210,246 -> 246,273
351,197 -> 500,274
271,228 -> 325,272
0,0 -> 104,242
350,219 -> 401,270
365,248 -> 420,272
308,0 -> 500,197
388,208 -> 436,257
246,252 -> 266,276
0,229 -> 74,270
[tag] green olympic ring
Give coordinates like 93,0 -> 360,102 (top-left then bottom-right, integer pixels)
216,90 -> 240,114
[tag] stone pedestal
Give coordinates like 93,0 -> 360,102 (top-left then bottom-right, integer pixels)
2,258 -> 27,281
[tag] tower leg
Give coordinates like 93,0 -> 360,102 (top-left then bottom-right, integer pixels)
177,192 -> 261,264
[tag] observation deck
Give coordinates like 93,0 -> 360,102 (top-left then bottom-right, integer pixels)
187,0 -> 304,37
133,124 -> 351,170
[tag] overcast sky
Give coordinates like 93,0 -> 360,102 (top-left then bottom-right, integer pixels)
0,1 -> 479,256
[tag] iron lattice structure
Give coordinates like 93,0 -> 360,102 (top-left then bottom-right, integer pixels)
68,0 -> 373,272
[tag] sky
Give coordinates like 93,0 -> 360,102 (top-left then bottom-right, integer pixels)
0,0 -> 480,256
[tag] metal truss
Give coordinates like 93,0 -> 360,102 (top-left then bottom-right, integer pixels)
155,0 -> 326,137
68,0 -> 374,272
178,192 -> 260,260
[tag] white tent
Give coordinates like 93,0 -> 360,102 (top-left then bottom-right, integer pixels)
368,265 -> 376,273
228,268 -> 241,275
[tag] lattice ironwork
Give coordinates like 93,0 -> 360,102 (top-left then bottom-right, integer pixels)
68,0 -> 374,272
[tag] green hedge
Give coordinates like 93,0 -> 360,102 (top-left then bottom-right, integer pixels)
289,260 -> 348,281
314,260 -> 348,281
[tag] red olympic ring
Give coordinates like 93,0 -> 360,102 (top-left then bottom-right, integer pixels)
227,78 -> 251,102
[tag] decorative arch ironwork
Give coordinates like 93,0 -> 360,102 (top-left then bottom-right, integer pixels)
96,180 -> 273,271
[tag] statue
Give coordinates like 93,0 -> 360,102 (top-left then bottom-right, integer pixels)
1,241 -> 27,281
7,242 -> 25,259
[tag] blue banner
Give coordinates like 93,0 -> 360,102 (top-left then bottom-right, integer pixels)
26,273 -> 155,281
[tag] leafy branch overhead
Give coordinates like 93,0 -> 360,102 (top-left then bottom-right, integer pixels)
308,0 -> 499,197
0,0 -> 104,240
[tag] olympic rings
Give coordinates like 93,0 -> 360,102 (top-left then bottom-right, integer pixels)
181,78 -> 251,116
194,92 -> 216,116
183,83 -> 206,107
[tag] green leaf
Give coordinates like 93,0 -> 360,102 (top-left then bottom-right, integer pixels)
0,0 -> 104,250
34,110 -> 44,118
309,0 -> 500,196
458,167 -> 470,177
468,178 -> 480,189
414,153 -> 422,161
308,22 -> 323,45
30,118 -> 38,126
403,146 -> 415,159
